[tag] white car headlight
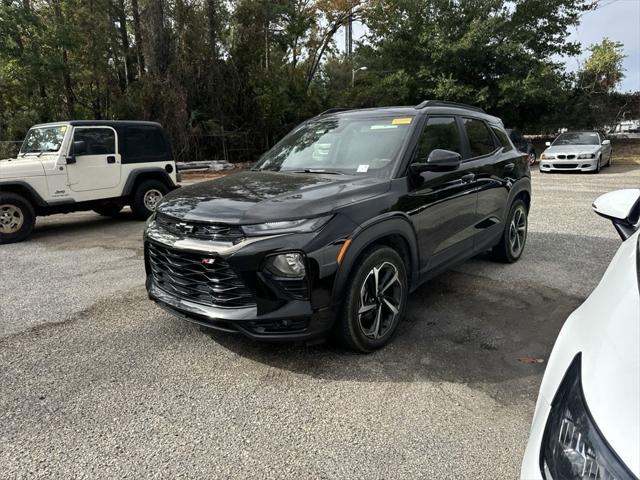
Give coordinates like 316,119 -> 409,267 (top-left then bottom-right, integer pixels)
242,215 -> 332,236
578,153 -> 596,159
541,153 -> 555,160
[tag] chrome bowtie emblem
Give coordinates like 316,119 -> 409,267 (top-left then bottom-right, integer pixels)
175,222 -> 194,234
201,258 -> 217,265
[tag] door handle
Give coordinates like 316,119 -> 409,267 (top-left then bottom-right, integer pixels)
107,156 -> 116,164
505,162 -> 515,171
461,173 -> 476,183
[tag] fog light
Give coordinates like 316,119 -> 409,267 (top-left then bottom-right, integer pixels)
266,253 -> 306,277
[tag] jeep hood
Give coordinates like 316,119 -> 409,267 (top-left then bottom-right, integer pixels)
0,157 -> 46,179
156,170 -> 390,223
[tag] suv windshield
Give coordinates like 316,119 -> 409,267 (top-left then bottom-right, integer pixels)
20,126 -> 67,154
254,116 -> 414,176
552,132 -> 600,146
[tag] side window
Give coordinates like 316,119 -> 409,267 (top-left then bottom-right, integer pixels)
125,127 -> 167,160
73,128 -> 115,155
463,118 -> 497,158
413,116 -> 461,163
491,126 -> 513,152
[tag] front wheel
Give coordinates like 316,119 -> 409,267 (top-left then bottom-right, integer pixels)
490,199 -> 528,263
337,246 -> 408,352
130,179 -> 169,220
0,193 -> 35,244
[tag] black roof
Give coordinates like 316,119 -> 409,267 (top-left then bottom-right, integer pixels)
32,120 -> 162,128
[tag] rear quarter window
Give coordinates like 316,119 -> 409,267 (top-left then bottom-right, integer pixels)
491,126 -> 514,152
124,126 -> 170,162
463,118 -> 498,158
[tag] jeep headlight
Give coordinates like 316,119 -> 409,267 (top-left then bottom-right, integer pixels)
242,215 -> 331,236
577,153 -> 596,159
541,356 -> 635,479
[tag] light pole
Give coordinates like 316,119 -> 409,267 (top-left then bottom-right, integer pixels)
351,66 -> 367,88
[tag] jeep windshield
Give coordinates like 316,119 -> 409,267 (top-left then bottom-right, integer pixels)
20,126 -> 67,154
253,116 -> 414,177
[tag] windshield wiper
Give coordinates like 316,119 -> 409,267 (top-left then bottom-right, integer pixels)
284,169 -> 345,175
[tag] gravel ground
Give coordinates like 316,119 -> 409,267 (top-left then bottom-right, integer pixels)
1,165 -> 638,479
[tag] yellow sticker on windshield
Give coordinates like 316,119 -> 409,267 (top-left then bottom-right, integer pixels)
391,117 -> 412,125
60,126 -> 67,132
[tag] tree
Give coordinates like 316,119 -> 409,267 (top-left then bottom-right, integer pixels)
580,38 -> 625,93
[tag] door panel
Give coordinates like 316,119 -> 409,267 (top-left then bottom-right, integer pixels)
397,115 -> 478,274
67,127 -> 121,192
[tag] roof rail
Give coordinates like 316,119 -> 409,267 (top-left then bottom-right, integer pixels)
415,100 -> 485,113
317,107 -> 352,116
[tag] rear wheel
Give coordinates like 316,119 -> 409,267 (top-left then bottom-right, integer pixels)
337,246 -> 408,352
130,179 -> 168,219
527,151 -> 536,165
490,199 -> 528,263
0,193 -> 35,244
93,203 -> 123,217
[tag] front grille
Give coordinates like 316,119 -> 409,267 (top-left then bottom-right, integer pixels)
148,242 -> 255,308
553,163 -> 578,169
155,213 -> 244,242
556,154 -> 576,160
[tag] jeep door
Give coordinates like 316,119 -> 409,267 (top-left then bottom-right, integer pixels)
66,126 -> 121,193
399,115 -> 479,275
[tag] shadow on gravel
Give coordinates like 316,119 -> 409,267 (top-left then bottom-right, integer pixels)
203,269 -> 581,403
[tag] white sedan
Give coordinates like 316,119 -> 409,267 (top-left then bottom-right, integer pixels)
540,131 -> 612,173
521,189 -> 640,480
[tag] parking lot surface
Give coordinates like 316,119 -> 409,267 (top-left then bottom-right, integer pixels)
1,165 -> 638,479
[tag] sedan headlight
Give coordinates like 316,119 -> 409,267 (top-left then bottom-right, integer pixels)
577,153 -> 596,159
242,215 -> 332,236
541,153 -> 555,160
541,356 -> 635,479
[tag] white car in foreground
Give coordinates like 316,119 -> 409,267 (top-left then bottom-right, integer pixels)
521,189 -> 640,480
539,131 -> 612,173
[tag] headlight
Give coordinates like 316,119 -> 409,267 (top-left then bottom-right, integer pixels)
577,153 -> 596,159
242,215 -> 332,236
265,252 -> 306,277
541,153 -> 555,160
541,356 -> 635,479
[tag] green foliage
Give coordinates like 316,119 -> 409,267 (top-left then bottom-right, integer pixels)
580,37 -> 626,93
0,0 -> 635,161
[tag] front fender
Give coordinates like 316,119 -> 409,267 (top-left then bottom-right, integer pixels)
331,213 -> 420,301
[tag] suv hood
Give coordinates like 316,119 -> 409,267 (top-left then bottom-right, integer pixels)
157,170 -> 390,224
0,157 -> 46,179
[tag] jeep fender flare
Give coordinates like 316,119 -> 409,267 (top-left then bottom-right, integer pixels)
332,213 -> 420,300
122,168 -> 176,197
0,180 -> 48,208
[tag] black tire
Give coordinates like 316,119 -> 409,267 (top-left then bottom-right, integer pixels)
592,156 -> 602,174
0,192 -> 36,244
93,203 -> 123,217
490,199 -> 528,263
607,152 -> 613,167
528,150 -> 536,165
130,179 -> 169,220
337,245 -> 408,352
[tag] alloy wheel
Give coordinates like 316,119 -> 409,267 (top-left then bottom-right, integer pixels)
0,204 -> 24,234
357,261 -> 403,340
528,152 -> 536,165
143,189 -> 163,211
508,205 -> 527,258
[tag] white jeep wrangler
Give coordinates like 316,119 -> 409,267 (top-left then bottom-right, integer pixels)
0,120 -> 178,243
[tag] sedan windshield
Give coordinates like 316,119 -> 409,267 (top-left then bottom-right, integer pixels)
552,132 -> 600,146
254,116 -> 414,176
20,126 -> 67,154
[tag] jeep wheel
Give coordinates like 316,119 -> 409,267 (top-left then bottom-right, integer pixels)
338,245 -> 408,352
490,199 -> 528,263
0,193 -> 35,244
93,203 -> 123,217
131,180 -> 168,219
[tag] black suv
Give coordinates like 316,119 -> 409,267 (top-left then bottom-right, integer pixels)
144,101 -> 531,352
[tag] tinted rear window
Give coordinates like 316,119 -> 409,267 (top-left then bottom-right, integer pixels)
463,118 -> 497,157
125,127 -> 167,159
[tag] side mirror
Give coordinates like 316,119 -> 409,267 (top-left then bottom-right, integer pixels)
602,139 -> 611,145
545,141 -> 551,147
72,140 -> 87,155
412,149 -> 462,173
593,189 -> 640,240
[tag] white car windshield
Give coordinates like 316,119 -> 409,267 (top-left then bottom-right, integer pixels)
20,126 -> 67,154
254,116 -> 414,176
552,132 -> 600,146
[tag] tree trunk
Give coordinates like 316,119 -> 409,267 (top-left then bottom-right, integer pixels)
131,0 -> 145,76
51,0 -> 75,117
114,0 -> 134,84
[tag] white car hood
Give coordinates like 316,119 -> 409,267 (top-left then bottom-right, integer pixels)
545,144 -> 600,155
0,157 -> 46,179
569,231 -> 639,474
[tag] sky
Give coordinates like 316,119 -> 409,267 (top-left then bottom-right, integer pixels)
339,0 -> 640,92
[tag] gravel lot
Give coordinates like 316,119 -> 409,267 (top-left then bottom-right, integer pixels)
1,165 -> 638,479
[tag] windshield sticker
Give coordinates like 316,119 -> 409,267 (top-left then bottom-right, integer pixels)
391,117 -> 412,125
370,125 -> 398,130
357,164 -> 370,173
60,126 -> 67,132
